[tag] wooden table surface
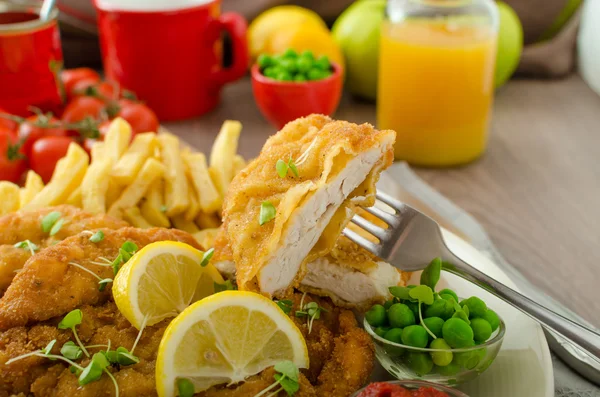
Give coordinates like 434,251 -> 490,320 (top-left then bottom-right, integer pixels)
164,74 -> 600,327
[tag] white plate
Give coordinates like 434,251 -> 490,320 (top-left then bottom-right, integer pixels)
370,230 -> 554,396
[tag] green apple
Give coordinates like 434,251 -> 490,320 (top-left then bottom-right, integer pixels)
332,0 -> 386,100
495,1 -> 523,88
538,0 -> 582,41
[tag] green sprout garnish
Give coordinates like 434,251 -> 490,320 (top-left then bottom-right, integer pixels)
200,248 -> 214,267
259,201 -> 276,225
49,218 -> 64,236
178,378 -> 195,397
409,284 -> 438,340
68,261 -> 112,291
295,294 -> 327,334
78,352 -> 109,385
276,300 -> 293,315
276,158 -> 299,178
420,257 -> 441,290
5,339 -> 85,371
61,341 -> 83,360
89,230 -> 104,243
111,241 -> 138,275
254,361 -> 299,397
214,280 -> 236,292
160,205 -> 168,213
13,240 -> 39,255
41,211 -> 62,233
59,309 -> 89,358
98,278 -> 113,291
103,346 -> 140,366
42,339 -> 57,357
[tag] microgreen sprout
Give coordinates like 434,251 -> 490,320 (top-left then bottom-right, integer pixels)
78,352 -> 109,385
111,241 -> 138,275
452,301 -> 471,324
61,341 -> 83,360
160,205 -> 168,213
13,240 -> 39,255
130,314 -> 148,355
259,201 -> 276,225
200,248 -> 214,267
58,309 -> 89,358
214,280 -> 236,292
276,300 -> 293,315
68,262 -> 112,291
409,285 -> 437,340
420,257 -> 442,290
41,211 -> 62,233
295,294 -> 327,334
254,361 -> 299,397
178,378 -> 195,397
49,218 -> 64,236
5,339 -> 85,370
89,230 -> 104,243
276,157 -> 299,178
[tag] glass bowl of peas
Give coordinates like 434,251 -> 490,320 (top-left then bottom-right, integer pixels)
363,258 -> 506,386
251,49 -> 343,128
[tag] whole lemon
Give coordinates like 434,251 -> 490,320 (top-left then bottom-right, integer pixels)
495,1 -> 523,88
248,6 -> 328,60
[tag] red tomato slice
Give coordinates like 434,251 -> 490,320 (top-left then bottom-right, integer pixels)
29,136 -> 77,183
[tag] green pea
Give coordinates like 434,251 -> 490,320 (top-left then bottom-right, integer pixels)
383,328 -> 403,344
296,57 -> 313,74
459,296 -> 487,318
365,304 -> 387,327
401,325 -> 428,348
406,351 -> 434,375
425,299 -> 454,320
300,50 -> 315,60
481,309 -> 500,332
294,74 -> 307,82
470,318 -> 492,342
454,346 -> 486,370
429,338 -> 453,366
307,68 -> 327,81
282,48 -> 298,59
405,301 -> 419,318
278,58 -> 297,74
383,299 -> 394,311
442,318 -> 474,348
314,55 -> 331,70
388,303 -> 415,328
422,317 -> 444,339
435,361 -> 461,376
439,289 -> 459,302
257,54 -> 273,70
263,67 -> 278,78
276,71 -> 293,81
374,326 -> 390,338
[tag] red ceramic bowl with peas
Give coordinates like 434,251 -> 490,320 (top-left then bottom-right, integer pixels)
251,49 -> 343,129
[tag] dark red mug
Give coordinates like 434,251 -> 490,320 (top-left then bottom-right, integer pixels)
94,0 -> 248,121
0,3 -> 63,117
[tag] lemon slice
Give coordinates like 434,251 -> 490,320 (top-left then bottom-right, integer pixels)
113,241 -> 224,329
156,290 -> 309,397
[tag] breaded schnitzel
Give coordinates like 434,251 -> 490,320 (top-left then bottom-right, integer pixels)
0,227 -> 200,330
0,205 -> 128,295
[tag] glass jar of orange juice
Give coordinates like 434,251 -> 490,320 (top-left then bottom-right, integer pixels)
378,0 -> 498,166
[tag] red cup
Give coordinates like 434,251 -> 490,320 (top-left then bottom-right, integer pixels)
251,63 -> 343,129
94,0 -> 248,121
0,3 -> 63,117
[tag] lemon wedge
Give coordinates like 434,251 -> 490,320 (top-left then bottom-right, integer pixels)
156,290 -> 309,397
113,241 -> 224,329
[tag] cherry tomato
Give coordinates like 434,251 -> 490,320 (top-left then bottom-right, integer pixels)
29,136 -> 77,183
117,100 -> 159,134
0,107 -> 18,132
61,68 -> 100,98
0,127 -> 27,183
18,114 -> 68,158
62,97 -> 106,124
70,79 -> 119,101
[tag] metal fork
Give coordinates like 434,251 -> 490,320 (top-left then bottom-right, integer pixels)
343,191 -> 600,370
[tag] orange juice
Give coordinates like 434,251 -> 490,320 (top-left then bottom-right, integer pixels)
378,19 -> 497,166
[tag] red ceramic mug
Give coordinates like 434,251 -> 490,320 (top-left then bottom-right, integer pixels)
0,3 -> 63,117
94,0 -> 248,121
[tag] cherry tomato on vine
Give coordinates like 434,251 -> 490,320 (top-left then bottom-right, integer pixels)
0,107 -> 18,132
116,99 -> 159,134
61,68 -> 100,99
18,114 -> 68,158
70,80 -> 118,101
0,127 -> 27,183
29,136 -> 77,183
62,97 -> 106,124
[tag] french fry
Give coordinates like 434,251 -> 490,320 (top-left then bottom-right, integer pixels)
81,158 -> 113,214
140,181 -> 170,228
19,171 -> 44,208
158,133 -> 189,216
105,182 -> 123,209
209,120 -> 241,195
24,143 -> 89,210
0,182 -> 20,215
233,154 -> 246,177
108,158 -> 165,218
104,117 -> 132,163
123,207 -> 153,229
91,141 -> 105,160
184,178 -> 201,221
184,152 -> 221,213
193,228 -> 220,249
111,133 -> 157,185
66,186 -> 82,207
171,215 -> 200,234
196,211 -> 221,229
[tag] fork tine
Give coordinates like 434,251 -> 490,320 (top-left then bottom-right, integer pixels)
376,190 -> 403,211
362,205 -> 397,226
342,228 -> 381,256
350,214 -> 388,240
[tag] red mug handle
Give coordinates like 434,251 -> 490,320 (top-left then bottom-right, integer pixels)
212,12 -> 249,87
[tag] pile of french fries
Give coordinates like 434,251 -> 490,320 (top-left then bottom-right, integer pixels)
0,117 -> 246,248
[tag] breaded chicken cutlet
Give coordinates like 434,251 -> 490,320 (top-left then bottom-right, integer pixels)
0,205 -> 128,295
